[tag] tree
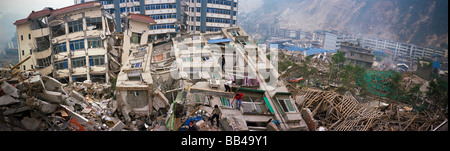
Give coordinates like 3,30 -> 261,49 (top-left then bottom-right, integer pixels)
407,84 -> 423,105
387,72 -> 406,101
426,78 -> 449,107
331,51 -> 346,69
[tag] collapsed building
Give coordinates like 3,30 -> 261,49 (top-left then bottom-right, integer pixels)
13,1 -> 120,84
114,26 -> 309,131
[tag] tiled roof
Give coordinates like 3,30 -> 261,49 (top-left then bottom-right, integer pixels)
13,18 -> 29,25
50,1 -> 101,17
27,8 -> 53,19
127,13 -> 157,24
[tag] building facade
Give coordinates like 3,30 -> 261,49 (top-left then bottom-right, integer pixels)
183,0 -> 238,33
75,0 -> 238,38
14,2 -> 119,83
340,43 -> 375,68
323,32 -> 448,61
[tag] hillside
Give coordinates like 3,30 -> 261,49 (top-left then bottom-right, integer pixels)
238,0 -> 448,48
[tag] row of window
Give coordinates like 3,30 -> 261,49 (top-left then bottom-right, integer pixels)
119,0 -> 139,3
206,17 -> 233,24
145,3 -> 176,10
68,19 -> 84,33
206,8 -> 237,16
36,56 -> 52,69
207,0 -> 237,7
53,38 -> 103,53
150,23 -> 176,30
150,13 -> 177,20
55,55 -> 105,69
206,27 -> 222,32
189,26 -> 229,32
121,6 -> 141,13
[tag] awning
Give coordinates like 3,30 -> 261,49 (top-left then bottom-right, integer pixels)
208,39 -> 232,44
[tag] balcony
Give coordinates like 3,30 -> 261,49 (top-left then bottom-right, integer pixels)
38,65 -> 54,76
31,28 -> 50,38
34,48 -> 52,59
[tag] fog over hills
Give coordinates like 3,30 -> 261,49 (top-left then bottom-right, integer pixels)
238,0 -> 448,48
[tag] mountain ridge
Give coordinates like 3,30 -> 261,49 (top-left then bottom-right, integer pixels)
238,0 -> 448,48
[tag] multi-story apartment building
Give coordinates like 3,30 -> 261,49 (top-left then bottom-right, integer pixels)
75,0 -> 181,40
14,2 -> 119,83
323,32 -> 448,61
183,0 -> 238,33
340,43 -> 375,68
75,0 -> 238,38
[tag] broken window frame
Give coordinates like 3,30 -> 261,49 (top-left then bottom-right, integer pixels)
35,36 -> 50,52
68,19 -> 84,33
36,56 -> 52,69
53,42 -> 67,54
51,24 -> 66,37
89,55 -> 105,66
71,57 -> 86,68
54,59 -> 68,69
276,98 -> 296,113
131,32 -> 142,44
87,37 -> 103,49
86,17 -> 103,31
70,39 -> 85,51
31,18 -> 48,30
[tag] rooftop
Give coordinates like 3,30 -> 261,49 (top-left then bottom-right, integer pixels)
50,1 -> 101,17
127,13 -> 157,24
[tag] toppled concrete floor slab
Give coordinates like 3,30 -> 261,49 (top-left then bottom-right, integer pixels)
0,95 -> 20,106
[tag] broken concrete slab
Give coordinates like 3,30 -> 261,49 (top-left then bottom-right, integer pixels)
110,121 -> 126,131
60,105 -> 90,124
0,95 -> 20,106
23,75 -> 45,91
21,117 -> 40,131
36,91 -> 64,104
1,81 -> 18,98
39,101 -> 59,114
3,106 -> 31,115
41,75 -> 63,92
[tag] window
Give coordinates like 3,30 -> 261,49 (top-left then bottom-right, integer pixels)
131,33 -> 142,44
88,37 -> 103,48
54,59 -> 68,69
30,49 -> 32,55
28,34 -> 31,40
21,35 -> 23,41
86,17 -> 103,30
150,14 -> 177,20
36,36 -> 50,52
277,99 -> 296,113
89,55 -> 105,66
36,56 -> 51,69
71,57 -> 86,68
70,39 -> 85,51
150,24 -> 175,30
131,62 -> 142,68
53,42 -> 67,54
22,50 -> 24,56
351,52 -> 354,56
68,19 -> 83,33
51,24 -> 66,37
23,65 -> 26,70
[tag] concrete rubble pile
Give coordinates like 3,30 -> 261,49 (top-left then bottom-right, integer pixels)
0,71 -> 122,131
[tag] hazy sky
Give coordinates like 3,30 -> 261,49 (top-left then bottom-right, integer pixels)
0,0 -> 74,49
